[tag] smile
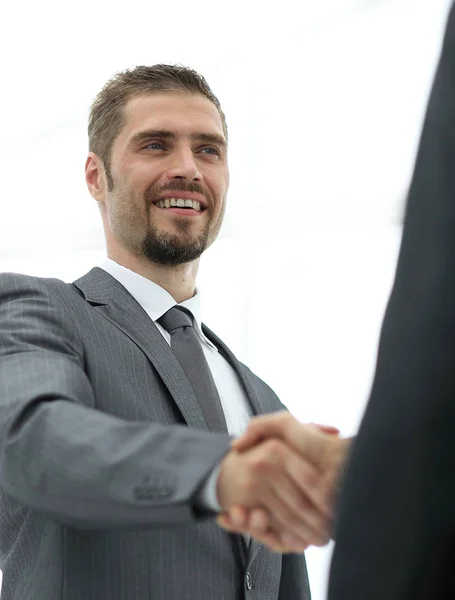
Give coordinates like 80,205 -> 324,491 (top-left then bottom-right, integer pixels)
153,197 -> 204,212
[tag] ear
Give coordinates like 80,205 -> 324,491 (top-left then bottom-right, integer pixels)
85,153 -> 108,201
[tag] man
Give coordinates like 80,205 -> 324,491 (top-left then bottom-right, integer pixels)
327,1 -> 455,597
222,2 -> 455,597
0,65 -> 337,600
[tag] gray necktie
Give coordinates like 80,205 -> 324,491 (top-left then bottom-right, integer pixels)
158,306 -> 228,433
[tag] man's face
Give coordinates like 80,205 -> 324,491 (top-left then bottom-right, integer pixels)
102,93 -> 229,265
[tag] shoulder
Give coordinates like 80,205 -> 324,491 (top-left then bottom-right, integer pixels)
0,273 -> 86,362
0,273 -> 82,338
0,271 -> 67,291
0,272 -> 76,304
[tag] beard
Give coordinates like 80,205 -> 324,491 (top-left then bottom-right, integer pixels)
141,215 -> 211,266
108,180 -> 225,266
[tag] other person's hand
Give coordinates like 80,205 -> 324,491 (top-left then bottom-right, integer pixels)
216,435 -> 332,553
216,413 -> 351,552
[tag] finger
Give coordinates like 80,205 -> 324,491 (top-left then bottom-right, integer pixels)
237,414 -> 331,471
232,429 -> 266,452
280,531 -> 314,552
243,509 -> 302,553
263,529 -> 310,554
309,423 -> 340,436
229,504 -> 249,530
241,517 -> 300,554
227,506 -> 271,536
275,446 -> 333,541
217,505 -> 248,532
283,446 -> 334,520
218,509 -> 296,554
255,467 -> 323,549
233,417 -> 340,453
220,507 -> 289,552
216,514 -> 234,530
221,512 -> 311,554
253,530 -> 300,554
244,440 -> 330,545
248,507 -> 270,534
267,481 -> 330,548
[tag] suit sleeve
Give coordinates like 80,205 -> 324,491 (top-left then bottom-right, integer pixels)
0,273 -> 231,530
328,3 -> 455,598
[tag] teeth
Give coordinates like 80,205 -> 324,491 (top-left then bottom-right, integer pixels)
155,198 -> 202,211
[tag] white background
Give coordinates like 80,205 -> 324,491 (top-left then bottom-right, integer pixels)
0,0 -> 452,597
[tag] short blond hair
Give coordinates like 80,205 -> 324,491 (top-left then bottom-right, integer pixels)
88,64 -> 228,183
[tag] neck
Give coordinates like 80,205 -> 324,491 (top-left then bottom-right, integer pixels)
107,248 -> 200,304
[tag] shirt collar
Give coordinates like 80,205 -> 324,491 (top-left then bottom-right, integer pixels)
99,258 -> 216,349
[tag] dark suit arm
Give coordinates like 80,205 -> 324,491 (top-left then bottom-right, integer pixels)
0,273 -> 231,530
328,3 -> 455,598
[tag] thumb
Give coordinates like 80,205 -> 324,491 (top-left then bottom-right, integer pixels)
232,411 -> 292,452
309,423 -> 340,436
231,425 -> 266,452
234,416 -> 336,473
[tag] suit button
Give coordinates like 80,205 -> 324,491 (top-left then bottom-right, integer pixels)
246,572 -> 253,590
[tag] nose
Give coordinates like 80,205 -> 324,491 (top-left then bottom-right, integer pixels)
165,147 -> 202,182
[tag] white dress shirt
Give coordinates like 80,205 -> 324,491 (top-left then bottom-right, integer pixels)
99,258 -> 253,511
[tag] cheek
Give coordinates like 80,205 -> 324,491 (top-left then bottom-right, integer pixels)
115,160 -> 152,193
212,176 -> 228,207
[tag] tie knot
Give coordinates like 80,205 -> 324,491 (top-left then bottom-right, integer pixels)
158,306 -> 193,333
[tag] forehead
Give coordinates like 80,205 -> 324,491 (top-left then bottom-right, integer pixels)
119,93 -> 225,145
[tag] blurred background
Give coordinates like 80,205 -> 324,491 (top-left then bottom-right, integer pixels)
0,0 -> 452,596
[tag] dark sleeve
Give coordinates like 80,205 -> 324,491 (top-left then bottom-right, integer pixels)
0,273 -> 231,530
328,3 -> 455,599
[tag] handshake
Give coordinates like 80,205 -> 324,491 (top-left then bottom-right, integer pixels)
215,411 -> 351,554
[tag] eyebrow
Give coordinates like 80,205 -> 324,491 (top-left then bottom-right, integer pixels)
130,129 -> 227,148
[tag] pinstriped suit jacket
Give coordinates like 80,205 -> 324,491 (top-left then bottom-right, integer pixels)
0,268 -> 310,600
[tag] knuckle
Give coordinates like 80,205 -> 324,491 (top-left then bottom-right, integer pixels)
273,506 -> 296,528
251,444 -> 279,471
293,494 -> 311,514
241,476 -> 257,496
250,455 -> 271,473
246,419 -> 260,432
296,458 -> 318,481
264,438 -> 284,457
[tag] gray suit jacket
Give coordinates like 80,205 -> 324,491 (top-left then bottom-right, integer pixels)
0,268 -> 310,600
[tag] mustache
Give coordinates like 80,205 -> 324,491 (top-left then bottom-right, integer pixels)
145,182 -> 212,205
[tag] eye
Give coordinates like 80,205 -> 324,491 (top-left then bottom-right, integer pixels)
200,146 -> 221,156
144,141 -> 165,150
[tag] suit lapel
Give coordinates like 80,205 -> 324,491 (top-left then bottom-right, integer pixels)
73,268 -> 210,432
201,325 -> 264,416
74,269 -> 272,565
202,325 -> 280,564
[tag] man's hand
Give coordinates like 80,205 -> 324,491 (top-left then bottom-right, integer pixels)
216,412 -> 352,552
216,436 -> 332,553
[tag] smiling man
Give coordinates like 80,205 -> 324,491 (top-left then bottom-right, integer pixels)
0,65 -> 339,600
87,90 -> 229,280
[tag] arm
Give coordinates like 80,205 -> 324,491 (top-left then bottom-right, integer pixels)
0,273 -> 231,529
0,273 -> 331,551
329,4 -> 455,597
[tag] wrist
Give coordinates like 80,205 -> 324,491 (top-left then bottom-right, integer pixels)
216,448 -> 238,512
